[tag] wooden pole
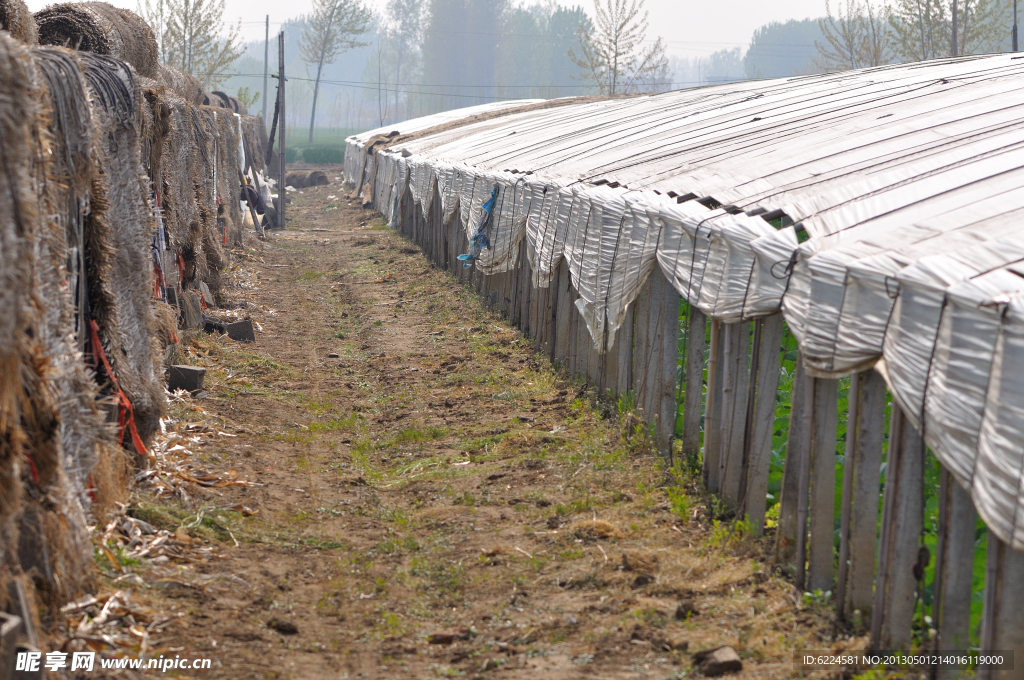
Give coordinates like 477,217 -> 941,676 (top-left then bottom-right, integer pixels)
682,307 -> 707,469
553,264 -> 571,366
808,377 -> 839,593
703,319 -> 724,493
978,534 -> 1024,680
870,404 -> 924,652
616,302 -> 634,396
720,321 -> 751,509
632,275 -> 653,410
836,369 -> 886,628
933,468 -> 977,680
739,313 -> 784,535
658,278 -> 680,460
776,355 -> 809,570
262,16 -> 269,126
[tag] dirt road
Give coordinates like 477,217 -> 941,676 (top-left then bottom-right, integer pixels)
111,169 -> 834,679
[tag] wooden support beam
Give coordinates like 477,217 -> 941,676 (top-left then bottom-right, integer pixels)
616,302 -> 634,397
978,534 -> 1024,680
933,469 -> 977,680
632,275 -> 653,411
521,257 -> 532,337
575,305 -> 591,381
739,313 -> 784,536
870,405 -> 924,652
836,369 -> 886,628
808,377 -> 839,594
776,355 -> 810,571
703,319 -> 725,493
658,279 -> 680,460
643,272 -> 665,420
720,321 -> 751,509
553,264 -> 572,366
567,287 -> 580,375
682,307 -> 707,469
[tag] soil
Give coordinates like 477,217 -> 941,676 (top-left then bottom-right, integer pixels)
96,167 -> 844,679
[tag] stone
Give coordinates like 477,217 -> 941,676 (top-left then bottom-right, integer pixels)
675,599 -> 700,620
225,319 -> 256,343
693,646 -> 742,676
267,619 -> 298,635
179,290 -> 203,329
0,612 -> 23,679
168,365 -> 206,393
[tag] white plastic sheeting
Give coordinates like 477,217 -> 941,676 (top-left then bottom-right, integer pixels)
346,53 -> 1024,552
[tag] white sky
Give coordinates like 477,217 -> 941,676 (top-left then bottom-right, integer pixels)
24,0 -> 830,60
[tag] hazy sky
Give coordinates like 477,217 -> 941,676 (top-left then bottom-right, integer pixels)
24,0 -> 829,59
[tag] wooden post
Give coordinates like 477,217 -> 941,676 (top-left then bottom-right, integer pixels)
553,264 -> 571,366
567,287 -> 580,376
703,319 -> 724,493
682,307 -> 707,469
776,356 -> 810,570
836,369 -> 886,627
632,275 -> 653,410
808,377 -> 839,593
720,322 -> 751,509
739,313 -> 784,536
978,535 -> 1024,680
933,469 -> 977,680
658,279 -> 680,460
575,305 -> 591,381
616,302 -> 634,397
870,404 -> 924,652
643,272 -> 665,420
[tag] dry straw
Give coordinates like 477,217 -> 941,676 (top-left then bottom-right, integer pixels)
0,0 -> 37,43
36,2 -> 158,78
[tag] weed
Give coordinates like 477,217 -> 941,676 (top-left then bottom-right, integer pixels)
706,517 -> 752,553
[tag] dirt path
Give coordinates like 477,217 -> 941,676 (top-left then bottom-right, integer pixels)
114,170 -> 836,679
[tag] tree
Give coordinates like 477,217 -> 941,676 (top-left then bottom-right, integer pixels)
236,86 -> 260,110
140,0 -> 242,87
745,19 -> 823,79
382,0 -> 423,123
419,0 -> 508,111
300,0 -> 372,143
814,0 -> 891,71
569,0 -> 669,95
888,0 -> 1011,62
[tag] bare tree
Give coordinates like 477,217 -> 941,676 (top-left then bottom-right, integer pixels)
300,0 -> 371,144
569,0 -> 669,95
814,0 -> 891,70
145,0 -> 242,87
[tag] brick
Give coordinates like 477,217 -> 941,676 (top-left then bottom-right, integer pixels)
168,365 -> 206,393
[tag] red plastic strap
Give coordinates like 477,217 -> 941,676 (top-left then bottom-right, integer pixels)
88,320 -> 148,458
24,453 -> 39,484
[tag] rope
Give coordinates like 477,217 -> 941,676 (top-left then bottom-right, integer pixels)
87,319 -> 148,459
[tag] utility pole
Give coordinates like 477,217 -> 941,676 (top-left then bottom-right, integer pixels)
952,0 -> 958,56
262,15 -> 269,125
278,31 -> 286,230
1007,0 -> 1015,51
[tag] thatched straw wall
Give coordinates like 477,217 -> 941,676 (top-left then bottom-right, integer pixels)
241,114 -> 268,176
79,52 -> 163,450
36,2 -> 158,78
0,5 -> 269,615
0,32 -> 116,606
0,0 -> 37,43
158,64 -> 203,106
